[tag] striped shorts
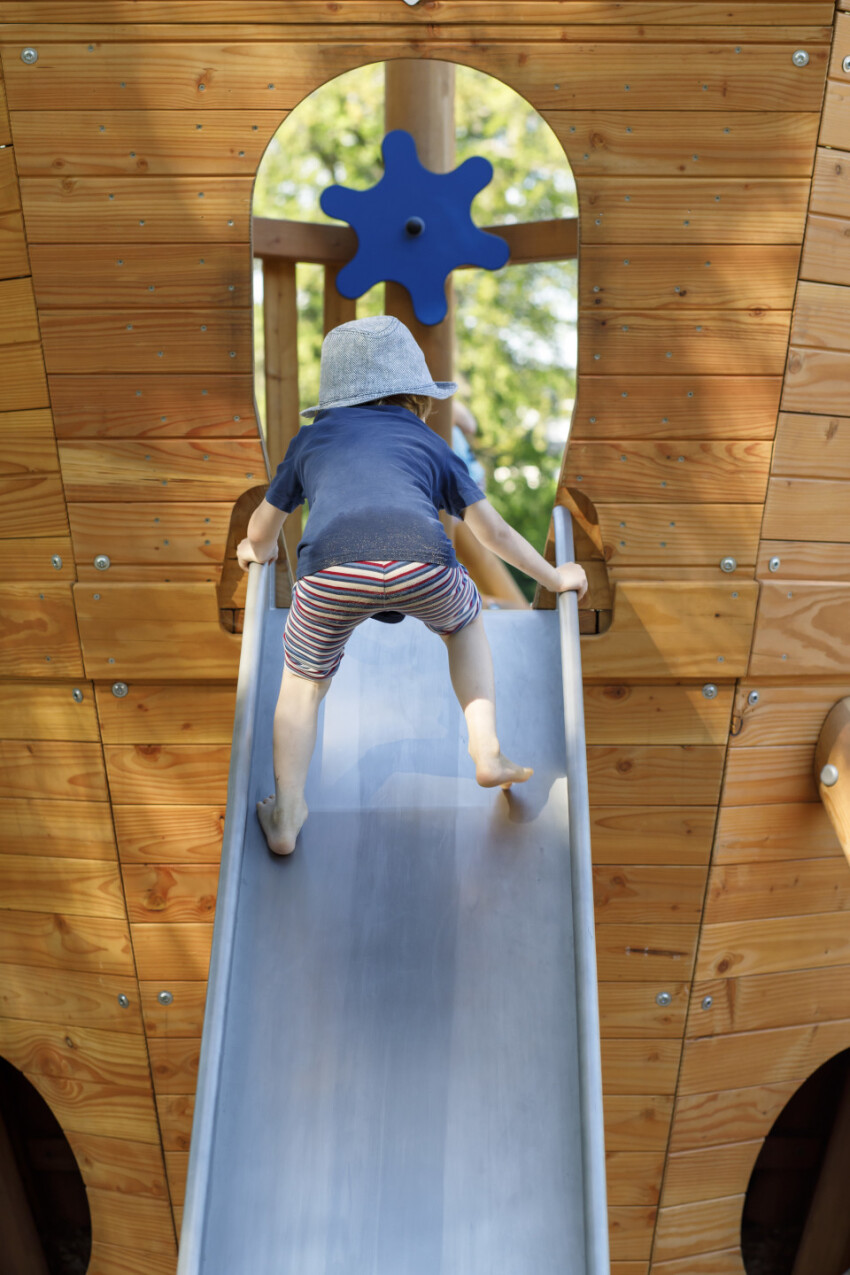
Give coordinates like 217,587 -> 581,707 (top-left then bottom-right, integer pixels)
283,560 -> 482,681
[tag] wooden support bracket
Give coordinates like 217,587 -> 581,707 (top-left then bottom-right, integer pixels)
814,696 -> 850,866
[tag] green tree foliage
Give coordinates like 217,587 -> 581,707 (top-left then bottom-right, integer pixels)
253,62 -> 577,597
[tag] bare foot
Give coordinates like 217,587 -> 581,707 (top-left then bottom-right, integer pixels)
473,751 -> 534,790
256,793 -> 308,856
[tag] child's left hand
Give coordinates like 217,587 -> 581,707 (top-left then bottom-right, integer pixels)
237,537 -> 278,572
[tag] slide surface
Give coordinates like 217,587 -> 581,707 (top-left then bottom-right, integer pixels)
178,513 -> 608,1274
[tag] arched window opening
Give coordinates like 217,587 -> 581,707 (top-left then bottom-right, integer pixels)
0,1055 -> 92,1274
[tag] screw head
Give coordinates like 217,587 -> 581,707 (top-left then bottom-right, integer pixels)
117,993 -> 130,1008
701,996 -> 713,1010
747,690 -> 760,706
51,554 -> 63,570
843,55 -> 850,74
72,688 -> 84,703
21,47 -> 38,63
702,684 -> 718,700
792,49 -> 809,67
720,556 -> 737,573
111,681 -> 129,698
656,991 -> 672,1007
94,554 -> 111,570
820,764 -> 840,788
157,990 -> 174,1005
768,556 -> 781,572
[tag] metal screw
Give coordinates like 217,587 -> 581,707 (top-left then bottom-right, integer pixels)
720,557 -> 737,573
108,657 -> 115,664
94,554 -> 111,570
747,690 -> 760,706
72,688 -> 84,703
52,554 -> 63,569
701,996 -> 713,1010
112,682 -> 129,698
768,556 -> 781,572
792,50 -> 809,67
158,990 -> 174,1005
656,991 -> 672,1007
21,47 -> 38,63
820,764 -> 840,788
117,994 -> 130,1008
93,593 -> 100,600
843,56 -> 850,74
703,684 -> 718,700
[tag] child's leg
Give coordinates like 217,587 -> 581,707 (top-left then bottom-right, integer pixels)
256,666 -> 331,856
442,614 -> 533,789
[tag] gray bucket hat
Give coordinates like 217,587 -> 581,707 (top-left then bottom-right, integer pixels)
300,315 -> 457,418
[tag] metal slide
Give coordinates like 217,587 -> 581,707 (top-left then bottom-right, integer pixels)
176,506 -> 609,1275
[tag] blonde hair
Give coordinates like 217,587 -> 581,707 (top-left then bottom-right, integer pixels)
363,393 -> 435,421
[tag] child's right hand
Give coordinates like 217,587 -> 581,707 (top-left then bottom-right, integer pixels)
551,562 -> 588,601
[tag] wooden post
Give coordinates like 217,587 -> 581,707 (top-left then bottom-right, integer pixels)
323,264 -> 356,334
384,60 -> 456,448
262,257 -> 301,596
814,696 -> 850,866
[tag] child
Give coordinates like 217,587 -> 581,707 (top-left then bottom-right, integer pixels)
237,316 -> 587,856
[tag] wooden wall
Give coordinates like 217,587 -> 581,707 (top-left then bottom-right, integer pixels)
0,4 -> 846,1273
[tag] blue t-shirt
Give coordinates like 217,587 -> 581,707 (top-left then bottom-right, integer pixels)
264,402 -> 486,580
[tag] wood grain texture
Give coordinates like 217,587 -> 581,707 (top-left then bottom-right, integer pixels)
596,504 -> 762,569
49,373 -> 257,439
95,682 -> 236,744
60,439 -> 264,499
0,1017 -> 151,1085
30,243 -> 254,309
652,1194 -> 744,1264
0,474 -> 68,536
689,967 -> 850,1037
607,1151 -> 665,1207
608,1204 -> 656,1261
23,1070 -> 161,1142
783,349 -> 850,417
668,1079 -> 800,1151
146,1037 -> 200,1094
769,412 -> 850,479
603,1094 -> 674,1152
695,912 -> 850,980
650,1248 -> 745,1275
131,923 -> 212,982
140,980 -> 207,1038
590,807 -> 716,866
0,855 -> 125,918
564,441 -> 771,502
587,745 -> 724,805
0,797 -> 116,859
678,1019 -> 850,1095
569,376 -> 781,440
703,858 -> 850,923
595,924 -> 698,982
0,342 -> 49,413
800,213 -> 850,289
750,584 -> 850,677
583,684 -> 732,746
810,143 -> 850,219
0,961 -> 143,1032
0,680 -> 98,740
123,864 -> 218,924
104,745 -> 230,805
155,1092 -> 194,1151
731,684 -> 850,749
762,477 -> 850,541
0,57 -> 9,145
721,745 -> 818,806
0,275 -> 39,344
594,866 -> 707,923
67,1129 -> 169,1198
579,313 -> 791,377
0,909 -> 133,975
113,805 -> 224,865
85,1185 -> 177,1254
68,501 -> 233,567
602,1038 -> 682,1094
789,280 -> 850,353
819,81 -> 850,162
41,309 -> 252,373
660,1140 -> 762,1207
86,1243 -> 177,1275
0,740 -> 107,801
599,982 -> 689,1040
755,541 -> 850,582
0,145 -> 29,280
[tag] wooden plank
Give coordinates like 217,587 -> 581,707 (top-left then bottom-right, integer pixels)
690,967 -> 850,1037
22,1070 -> 160,1142
123,864 -> 219,924
678,1019 -> 850,1096
88,1184 -> 177,1254
0,42 -> 829,113
595,924 -> 698,982
30,242 -> 254,308
603,1094 -> 674,1152
147,1038 -> 200,1093
810,145 -> 850,219
68,501 -> 233,566
87,1242 -> 177,1275
606,1151 -> 664,1207
0,797 -> 116,859
569,376 -> 781,440
762,477 -> 850,541
0,430 -> 59,477
164,1149 -> 188,1204
104,745 -> 230,804
140,980 -> 207,1038
0,343 -> 49,412
0,1017 -> 151,1085
131,923 -> 212,982
579,178 -> 809,245
579,312 -> 791,377
0,474 -> 68,536
590,807 -> 716,867
661,1140 -> 762,1207
95,682 -> 236,744
789,280 -> 850,353
722,745 -> 818,806
594,866 -> 707,923
67,1129 -> 168,1197
587,745 -> 724,805
829,11 -> 850,77
0,739 -> 107,801
819,82 -> 850,164
601,1038 -> 681,1094
584,685 -> 732,746
650,1249 -> 745,1275
756,541 -> 850,582
0,961 -> 143,1031
0,908 -> 132,975
608,1205 -> 656,1261
15,111 -> 282,178
0,680 -> 99,740
0,145 -> 29,280
695,911 -> 850,980
113,804 -> 224,865
596,504 -> 762,569
155,1092 -> 194,1151
0,59 -> 9,145
801,213 -> 850,289
714,802 -> 840,864
0,855 -> 125,918
668,1079 -> 800,1152
564,441 -> 771,502
579,243 -> 801,310
599,982 -> 689,1039
731,683 -> 850,749
0,276 -> 38,344
41,309 -> 252,374
652,1194 -> 744,1264
548,114 -> 819,180
49,373 -> 257,439
767,412 -> 850,479
60,439 -> 264,500
750,583 -> 850,677
783,348 -> 850,417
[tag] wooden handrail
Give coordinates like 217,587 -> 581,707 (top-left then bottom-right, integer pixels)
814,696 -> 850,865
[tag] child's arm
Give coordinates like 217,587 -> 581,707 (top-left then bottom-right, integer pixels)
237,498 -> 289,571
462,498 -> 588,600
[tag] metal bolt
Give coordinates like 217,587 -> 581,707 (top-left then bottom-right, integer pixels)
656,991 -> 672,1007
111,682 -> 129,698
820,764 -> 840,788
703,684 -> 718,700
117,994 -> 130,1008
158,990 -> 174,1005
792,50 -> 809,67
747,690 -> 760,706
768,556 -> 781,572
94,554 -> 111,570
21,47 -> 38,63
52,554 -> 63,569
72,688 -> 84,703
720,557 -> 737,573
843,56 -> 850,74
701,996 -> 713,1010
